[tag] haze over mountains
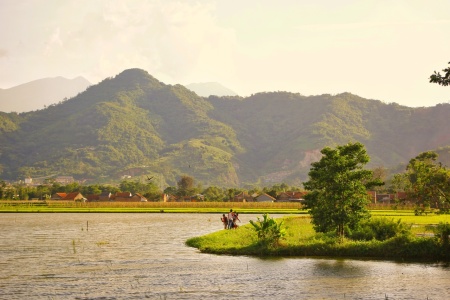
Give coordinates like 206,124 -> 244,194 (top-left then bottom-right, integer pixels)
0,68 -> 449,187
185,82 -> 237,97
0,76 -> 91,113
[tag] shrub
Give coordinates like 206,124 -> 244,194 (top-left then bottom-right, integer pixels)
433,222 -> 450,247
249,213 -> 286,247
348,217 -> 411,241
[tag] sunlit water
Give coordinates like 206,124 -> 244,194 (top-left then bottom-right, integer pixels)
0,213 -> 449,299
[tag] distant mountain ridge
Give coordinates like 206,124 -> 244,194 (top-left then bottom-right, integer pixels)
0,76 -> 91,113
185,82 -> 237,97
0,68 -> 449,187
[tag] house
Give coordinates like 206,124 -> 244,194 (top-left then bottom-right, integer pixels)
231,191 -> 254,202
99,191 -> 112,201
114,192 -> 148,202
368,191 -> 408,204
255,193 -> 276,202
276,191 -> 307,203
162,193 -> 178,202
132,193 -> 148,202
85,194 -> 100,202
63,192 -> 84,201
51,192 -> 67,200
115,192 -> 132,198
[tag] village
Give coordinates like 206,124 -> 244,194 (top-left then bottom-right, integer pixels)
47,189 -> 407,206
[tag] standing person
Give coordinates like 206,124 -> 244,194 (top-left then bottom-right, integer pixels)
227,209 -> 234,229
221,214 -> 228,229
233,212 -> 241,229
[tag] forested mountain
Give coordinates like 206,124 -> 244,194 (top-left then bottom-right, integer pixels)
0,68 -> 449,187
0,76 -> 91,113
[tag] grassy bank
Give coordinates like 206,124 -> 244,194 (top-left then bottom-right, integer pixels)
186,215 -> 450,261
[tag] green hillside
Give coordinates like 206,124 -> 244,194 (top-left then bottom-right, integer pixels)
0,68 -> 449,186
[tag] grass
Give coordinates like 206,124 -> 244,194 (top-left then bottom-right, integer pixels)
186,214 -> 450,261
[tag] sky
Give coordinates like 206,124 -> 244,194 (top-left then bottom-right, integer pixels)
1,0 -> 449,107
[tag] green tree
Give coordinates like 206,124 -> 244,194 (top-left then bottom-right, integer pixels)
143,181 -> 162,201
119,180 -> 161,199
405,151 -> 450,214
225,188 -> 243,201
303,142 -> 383,239
371,166 -> 388,193
429,62 -> 450,86
202,186 -> 226,201
164,186 -> 177,195
65,182 -> 81,193
177,175 -> 198,196
81,184 -> 102,195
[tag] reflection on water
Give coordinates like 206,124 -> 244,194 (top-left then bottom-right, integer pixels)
0,213 -> 449,299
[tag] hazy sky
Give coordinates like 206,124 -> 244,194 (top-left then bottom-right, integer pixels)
1,0 -> 449,107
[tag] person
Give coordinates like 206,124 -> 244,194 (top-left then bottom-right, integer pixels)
232,212 -> 241,229
227,209 -> 234,229
220,214 -> 228,229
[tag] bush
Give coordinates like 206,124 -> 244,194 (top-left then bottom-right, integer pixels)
433,222 -> 450,247
249,213 -> 286,247
348,217 -> 412,241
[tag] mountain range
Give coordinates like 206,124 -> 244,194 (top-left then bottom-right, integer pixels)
0,68 -> 449,187
0,76 -> 91,113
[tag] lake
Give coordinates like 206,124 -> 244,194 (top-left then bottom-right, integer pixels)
0,213 -> 449,299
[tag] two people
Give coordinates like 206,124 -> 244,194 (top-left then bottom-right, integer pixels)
221,209 -> 240,229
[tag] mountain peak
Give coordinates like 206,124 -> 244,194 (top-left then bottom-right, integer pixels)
113,69 -> 164,90
0,76 -> 91,113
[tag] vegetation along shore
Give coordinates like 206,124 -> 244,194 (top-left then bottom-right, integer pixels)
187,143 -> 450,261
186,213 -> 450,261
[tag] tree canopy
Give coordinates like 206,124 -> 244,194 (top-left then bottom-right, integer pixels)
303,142 -> 383,238
405,151 -> 450,214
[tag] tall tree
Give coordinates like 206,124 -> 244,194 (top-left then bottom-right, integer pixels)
177,175 -> 196,196
405,151 -> 450,214
429,62 -> 450,86
303,142 -> 382,238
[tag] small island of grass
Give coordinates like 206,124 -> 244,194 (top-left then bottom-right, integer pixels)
186,215 -> 450,261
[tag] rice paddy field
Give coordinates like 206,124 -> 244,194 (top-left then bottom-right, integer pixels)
1,200 -> 449,232
0,200 -> 307,213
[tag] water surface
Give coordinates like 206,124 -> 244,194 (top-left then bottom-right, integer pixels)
0,213 -> 449,299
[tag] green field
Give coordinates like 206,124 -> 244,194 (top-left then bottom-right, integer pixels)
0,200 -> 306,214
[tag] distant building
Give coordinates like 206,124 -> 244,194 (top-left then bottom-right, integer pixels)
50,192 -> 84,201
276,191 -> 307,203
51,193 -> 67,200
99,192 -> 112,201
63,192 -> 84,201
114,192 -> 147,202
255,193 -> 276,202
85,194 -> 100,202
231,192 -> 255,202
368,191 -> 408,204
